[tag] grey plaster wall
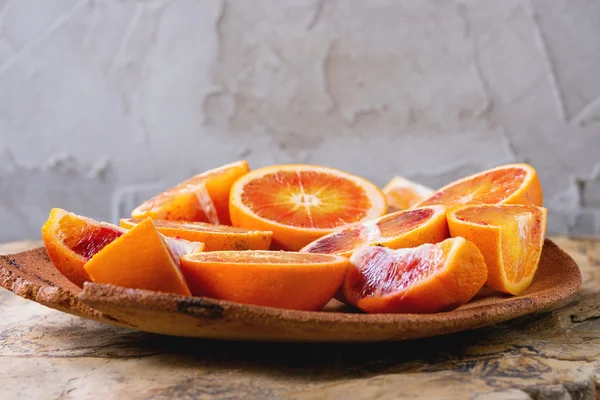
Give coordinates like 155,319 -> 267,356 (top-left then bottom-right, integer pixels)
0,0 -> 599,242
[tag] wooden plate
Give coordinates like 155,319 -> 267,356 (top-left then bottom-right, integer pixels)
0,239 -> 581,342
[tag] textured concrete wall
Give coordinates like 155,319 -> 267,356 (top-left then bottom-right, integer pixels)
1,0 -> 599,242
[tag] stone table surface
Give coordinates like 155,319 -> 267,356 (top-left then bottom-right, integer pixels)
1,237 -> 599,400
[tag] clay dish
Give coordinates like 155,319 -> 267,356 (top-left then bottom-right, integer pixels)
0,239 -> 581,342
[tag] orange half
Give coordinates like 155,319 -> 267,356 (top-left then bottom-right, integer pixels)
180,251 -> 350,311
382,176 -> 434,211
344,237 -> 488,313
84,218 -> 202,296
447,204 -> 547,295
132,160 -> 250,225
229,164 -> 387,251
418,163 -> 543,209
120,219 -> 272,251
41,208 -> 124,287
301,206 -> 449,258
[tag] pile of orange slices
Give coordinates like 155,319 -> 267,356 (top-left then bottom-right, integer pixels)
42,161 -> 546,313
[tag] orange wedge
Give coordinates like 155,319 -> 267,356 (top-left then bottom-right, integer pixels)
179,251 -> 350,310
382,176 -> 434,211
229,164 -> 387,251
344,237 -> 488,313
447,204 -> 547,295
132,160 -> 250,225
418,163 -> 543,209
41,208 -> 124,287
301,206 -> 448,258
84,218 -> 202,296
120,219 -> 272,251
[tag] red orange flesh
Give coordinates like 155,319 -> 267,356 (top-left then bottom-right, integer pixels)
447,204 -> 547,295
41,208 -> 124,287
120,219 -> 272,251
382,176 -> 434,211
344,237 -> 488,313
229,165 -> 387,250
301,206 -> 448,257
132,160 -> 250,225
418,163 -> 542,209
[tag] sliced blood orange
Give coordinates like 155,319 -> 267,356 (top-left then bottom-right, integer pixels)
229,165 -> 387,251
132,160 -> 250,225
41,208 -> 124,287
344,237 -> 488,313
382,176 -> 434,211
84,218 -> 201,296
418,163 -> 542,209
447,204 -> 547,295
301,206 -> 448,258
179,251 -> 349,311
120,219 -> 272,251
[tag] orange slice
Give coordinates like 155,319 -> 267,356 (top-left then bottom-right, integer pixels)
301,206 -> 448,258
418,163 -> 543,209
84,218 -> 202,296
41,208 -> 124,287
132,160 -> 250,225
344,237 -> 487,313
180,251 -> 349,311
447,204 -> 547,295
120,219 -> 272,251
382,176 -> 434,211
229,164 -> 387,251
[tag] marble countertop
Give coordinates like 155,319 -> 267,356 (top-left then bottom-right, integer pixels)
1,237 -> 599,400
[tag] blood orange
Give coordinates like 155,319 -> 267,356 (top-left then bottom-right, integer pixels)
41,208 -> 124,287
180,251 -> 349,310
229,165 -> 387,251
301,206 -> 448,258
120,219 -> 272,251
447,204 -> 547,295
84,218 -> 202,296
382,176 -> 434,211
418,164 -> 542,208
132,160 -> 250,225
344,237 -> 487,313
